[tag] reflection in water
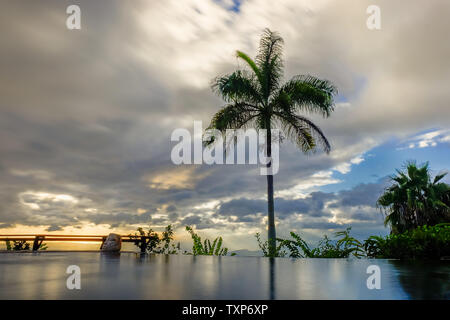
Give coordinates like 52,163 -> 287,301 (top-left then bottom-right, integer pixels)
269,258 -> 275,300
99,252 -> 121,285
162,254 -> 171,286
0,253 -> 448,299
389,260 -> 450,299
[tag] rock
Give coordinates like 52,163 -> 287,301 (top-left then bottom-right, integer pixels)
101,233 -> 122,252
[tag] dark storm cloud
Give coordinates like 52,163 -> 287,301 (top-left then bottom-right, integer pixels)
46,225 -> 64,232
180,215 -> 224,230
350,211 -> 383,222
216,179 -> 387,223
231,215 -> 260,223
168,212 -> 179,221
88,212 -> 151,227
0,223 -> 15,229
218,198 -> 266,216
166,205 -> 177,212
180,215 -> 203,226
218,192 -> 335,219
298,220 -> 345,230
333,181 -> 387,207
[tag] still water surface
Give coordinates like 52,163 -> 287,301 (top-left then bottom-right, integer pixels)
0,252 -> 448,299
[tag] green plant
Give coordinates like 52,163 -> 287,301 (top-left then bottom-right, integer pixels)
364,223 -> 450,259
131,227 -> 160,253
185,226 -> 233,256
5,240 -> 47,251
130,224 -> 180,254
377,161 -> 450,233
334,228 -> 365,258
206,28 -> 337,256
159,224 -> 180,254
278,228 -> 364,258
255,232 -> 286,257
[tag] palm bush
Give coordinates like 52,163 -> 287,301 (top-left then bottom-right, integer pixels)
207,28 -> 336,255
377,162 -> 450,233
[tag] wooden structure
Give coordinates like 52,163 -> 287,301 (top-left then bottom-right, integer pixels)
0,234 -> 152,253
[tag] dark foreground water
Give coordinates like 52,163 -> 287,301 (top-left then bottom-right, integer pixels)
0,252 -> 448,299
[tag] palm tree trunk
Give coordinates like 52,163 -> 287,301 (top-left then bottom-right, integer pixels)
266,126 -> 276,256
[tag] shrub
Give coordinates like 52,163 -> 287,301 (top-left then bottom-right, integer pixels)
5,240 -> 47,251
185,226 -> 233,256
130,224 -> 180,254
279,227 -> 365,258
364,223 -> 450,259
255,232 -> 286,257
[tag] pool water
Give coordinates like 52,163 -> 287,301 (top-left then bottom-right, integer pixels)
0,252 -> 448,299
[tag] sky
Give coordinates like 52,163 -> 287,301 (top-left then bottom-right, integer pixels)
0,0 -> 449,251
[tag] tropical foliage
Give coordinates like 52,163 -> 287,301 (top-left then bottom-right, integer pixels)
364,223 -> 450,260
255,232 -> 286,257
279,228 -> 364,258
130,225 -> 234,256
261,224 -> 450,260
207,28 -> 336,255
5,240 -> 47,251
159,224 -> 180,254
185,226 -> 234,256
130,224 -> 180,254
377,162 -> 450,233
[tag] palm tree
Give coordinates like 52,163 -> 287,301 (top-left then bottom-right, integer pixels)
206,29 -> 337,256
377,161 -> 450,234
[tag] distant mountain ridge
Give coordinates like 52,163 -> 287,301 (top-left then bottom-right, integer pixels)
229,249 -> 263,257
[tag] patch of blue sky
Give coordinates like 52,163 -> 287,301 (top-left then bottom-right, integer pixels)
214,0 -> 242,12
321,132 -> 450,193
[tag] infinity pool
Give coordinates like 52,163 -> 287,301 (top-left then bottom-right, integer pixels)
0,252 -> 448,299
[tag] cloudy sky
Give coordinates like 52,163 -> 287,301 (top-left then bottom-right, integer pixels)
0,0 -> 449,250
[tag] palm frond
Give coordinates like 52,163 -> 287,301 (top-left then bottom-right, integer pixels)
236,50 -> 263,85
275,113 -> 315,153
274,75 -> 337,117
434,172 -> 447,184
212,70 -> 262,104
274,111 -> 331,153
255,28 -> 284,99
205,102 -> 259,146
255,28 -> 284,70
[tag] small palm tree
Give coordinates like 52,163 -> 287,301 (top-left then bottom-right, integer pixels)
377,161 -> 450,233
206,29 -> 337,256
